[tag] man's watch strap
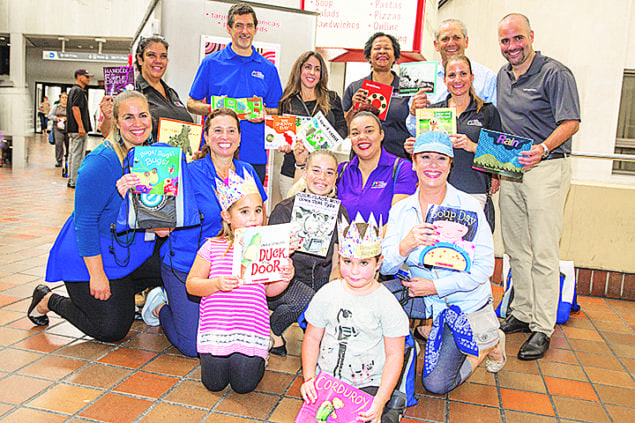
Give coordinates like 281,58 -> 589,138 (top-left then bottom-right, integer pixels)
540,143 -> 550,158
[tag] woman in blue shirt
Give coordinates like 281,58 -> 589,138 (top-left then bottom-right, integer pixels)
381,131 -> 506,394
141,108 -> 267,357
30,91 -> 162,342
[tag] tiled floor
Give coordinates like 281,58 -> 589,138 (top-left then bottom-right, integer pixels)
1,135 -> 634,422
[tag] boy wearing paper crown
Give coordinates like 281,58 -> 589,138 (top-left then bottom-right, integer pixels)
186,169 -> 294,394
300,214 -> 410,423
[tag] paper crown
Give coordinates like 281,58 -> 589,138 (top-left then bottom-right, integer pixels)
338,213 -> 383,259
214,170 -> 261,210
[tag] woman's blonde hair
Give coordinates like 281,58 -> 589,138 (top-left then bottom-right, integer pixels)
107,91 -> 151,163
286,149 -> 339,198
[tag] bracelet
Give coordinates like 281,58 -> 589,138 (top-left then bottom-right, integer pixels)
295,162 -> 306,169
304,377 -> 314,384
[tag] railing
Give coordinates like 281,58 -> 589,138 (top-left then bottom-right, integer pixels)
571,152 -> 635,162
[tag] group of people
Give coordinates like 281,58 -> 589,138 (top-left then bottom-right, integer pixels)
28,3 -> 580,422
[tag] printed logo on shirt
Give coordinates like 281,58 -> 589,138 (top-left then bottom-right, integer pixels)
467,119 -> 483,126
370,181 -> 387,189
174,101 -> 185,108
251,70 -> 265,80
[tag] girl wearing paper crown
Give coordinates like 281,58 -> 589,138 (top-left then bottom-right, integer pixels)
186,170 -> 294,394
381,131 -> 506,395
301,214 -> 410,423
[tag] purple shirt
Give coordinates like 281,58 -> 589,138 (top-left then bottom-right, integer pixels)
337,148 -> 418,223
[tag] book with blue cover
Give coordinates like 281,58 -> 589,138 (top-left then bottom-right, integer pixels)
130,146 -> 180,196
473,129 -> 534,179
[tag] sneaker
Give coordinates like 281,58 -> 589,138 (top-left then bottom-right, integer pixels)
141,287 -> 167,326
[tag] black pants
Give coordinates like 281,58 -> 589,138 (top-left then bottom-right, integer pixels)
48,248 -> 163,342
200,352 -> 265,394
267,280 -> 314,336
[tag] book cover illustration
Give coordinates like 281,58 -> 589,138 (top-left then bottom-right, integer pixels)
398,61 -> 437,96
103,66 -> 135,96
419,205 -> 478,273
354,79 -> 393,120
130,146 -> 181,196
295,372 -> 374,423
157,118 -> 204,162
297,112 -> 344,152
291,192 -> 341,257
415,108 -> 457,137
211,95 -> 264,120
232,223 -> 292,284
265,115 -> 297,150
472,129 -> 534,179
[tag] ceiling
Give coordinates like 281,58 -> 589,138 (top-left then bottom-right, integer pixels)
23,35 -> 132,53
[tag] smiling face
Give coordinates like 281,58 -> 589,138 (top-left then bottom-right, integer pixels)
370,36 -> 396,72
138,42 -> 168,83
444,59 -> 474,98
498,15 -> 535,69
115,97 -> 152,149
222,193 -> 264,232
206,114 -> 241,159
304,153 -> 337,196
434,21 -> 468,64
227,13 -> 257,55
350,115 -> 383,162
413,152 -> 451,190
300,55 -> 322,91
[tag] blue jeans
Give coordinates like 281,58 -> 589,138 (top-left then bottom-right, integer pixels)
159,262 -> 200,357
422,322 -> 473,394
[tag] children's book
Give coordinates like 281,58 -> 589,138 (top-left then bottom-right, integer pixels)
210,96 -> 264,120
291,192 -> 341,257
473,129 -> 534,179
415,108 -> 457,137
419,205 -> 478,272
354,79 -> 393,120
264,115 -> 297,150
157,118 -> 204,162
232,223 -> 292,284
297,112 -> 344,152
130,146 -> 181,196
398,61 -> 437,96
295,372 -> 374,423
103,66 -> 135,96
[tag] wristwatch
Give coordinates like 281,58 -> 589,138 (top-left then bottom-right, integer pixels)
540,143 -> 550,159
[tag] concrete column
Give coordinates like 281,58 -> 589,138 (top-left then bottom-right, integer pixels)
9,32 -> 27,169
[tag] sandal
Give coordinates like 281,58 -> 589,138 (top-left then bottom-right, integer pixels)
486,330 -> 507,373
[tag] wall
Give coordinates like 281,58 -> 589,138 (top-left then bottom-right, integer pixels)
440,0 -> 635,273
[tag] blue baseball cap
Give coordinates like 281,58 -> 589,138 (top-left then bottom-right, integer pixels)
413,131 -> 454,158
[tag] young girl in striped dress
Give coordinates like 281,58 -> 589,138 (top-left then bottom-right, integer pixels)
186,171 -> 294,394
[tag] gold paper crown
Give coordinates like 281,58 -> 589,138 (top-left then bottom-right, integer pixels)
337,213 -> 383,259
214,170 -> 260,211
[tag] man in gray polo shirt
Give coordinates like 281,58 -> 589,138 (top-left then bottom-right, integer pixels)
496,13 -> 580,360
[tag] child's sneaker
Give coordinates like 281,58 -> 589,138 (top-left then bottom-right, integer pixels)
141,287 -> 167,326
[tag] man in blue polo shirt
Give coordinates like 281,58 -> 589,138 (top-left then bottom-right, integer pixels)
187,2 -> 282,182
496,13 -> 580,361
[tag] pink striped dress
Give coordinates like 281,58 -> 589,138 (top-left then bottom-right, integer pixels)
196,238 -> 270,358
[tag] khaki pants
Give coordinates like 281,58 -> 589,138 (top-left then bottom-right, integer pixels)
500,158 -> 571,336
